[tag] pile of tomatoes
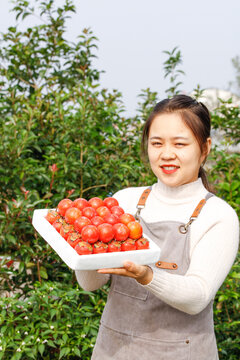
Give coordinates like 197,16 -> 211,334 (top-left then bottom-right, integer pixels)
45,196 -> 149,255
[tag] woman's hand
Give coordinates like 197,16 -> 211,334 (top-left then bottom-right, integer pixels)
97,261 -> 153,285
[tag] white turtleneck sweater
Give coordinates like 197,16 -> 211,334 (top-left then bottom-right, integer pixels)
75,178 -> 239,315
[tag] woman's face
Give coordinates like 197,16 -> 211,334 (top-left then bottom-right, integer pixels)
147,112 -> 211,187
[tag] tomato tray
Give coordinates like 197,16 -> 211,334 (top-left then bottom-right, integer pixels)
32,209 -> 161,270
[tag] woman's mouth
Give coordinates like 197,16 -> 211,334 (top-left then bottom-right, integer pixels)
160,165 -> 179,174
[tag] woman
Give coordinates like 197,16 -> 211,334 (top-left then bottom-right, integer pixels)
76,95 -> 239,360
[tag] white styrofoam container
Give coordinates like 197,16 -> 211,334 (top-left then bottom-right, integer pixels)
32,209 -> 161,270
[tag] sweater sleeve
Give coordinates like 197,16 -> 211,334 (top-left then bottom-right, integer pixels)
144,206 -> 239,315
75,270 -> 110,291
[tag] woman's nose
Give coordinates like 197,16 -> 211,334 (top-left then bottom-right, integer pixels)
160,146 -> 176,160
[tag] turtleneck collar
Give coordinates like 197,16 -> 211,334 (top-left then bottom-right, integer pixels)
152,177 -> 208,204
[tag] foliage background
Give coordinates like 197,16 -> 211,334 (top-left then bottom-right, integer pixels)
0,1 -> 239,359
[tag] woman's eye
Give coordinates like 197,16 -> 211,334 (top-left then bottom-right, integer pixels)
175,143 -> 185,147
152,142 -> 162,146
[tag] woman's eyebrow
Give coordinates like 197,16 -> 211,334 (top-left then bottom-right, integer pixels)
149,136 -> 189,140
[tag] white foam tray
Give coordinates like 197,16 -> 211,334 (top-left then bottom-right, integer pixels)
32,209 -> 161,270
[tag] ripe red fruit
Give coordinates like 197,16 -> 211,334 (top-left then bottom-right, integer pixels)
93,241 -> 108,254
113,223 -> 130,241
82,206 -> 97,219
81,225 -> 99,244
103,214 -> 119,225
98,223 -> 115,243
88,197 -> 104,209
136,237 -> 150,250
127,221 -> 143,240
121,238 -> 137,251
57,199 -> 73,216
74,216 -> 92,233
119,213 -> 135,226
96,206 -> 111,218
91,216 -> 105,227
103,197 -> 119,209
108,240 -> 121,252
64,207 -> 82,225
67,232 -> 81,248
45,210 -> 60,224
60,223 -> 74,240
72,198 -> 89,211
111,206 -> 125,218
52,219 -> 63,232
75,241 -> 93,255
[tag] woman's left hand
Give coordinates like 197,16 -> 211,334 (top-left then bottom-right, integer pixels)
97,261 -> 153,285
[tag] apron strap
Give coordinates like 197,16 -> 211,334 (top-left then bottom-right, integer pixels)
135,187 -> 151,221
179,192 -> 214,234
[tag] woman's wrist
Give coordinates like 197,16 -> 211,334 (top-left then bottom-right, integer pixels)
137,266 -> 153,285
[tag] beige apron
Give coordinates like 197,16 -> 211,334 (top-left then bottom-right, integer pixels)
91,190 -> 219,360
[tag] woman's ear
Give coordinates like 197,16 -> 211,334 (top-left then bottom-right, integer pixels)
205,137 -> 212,156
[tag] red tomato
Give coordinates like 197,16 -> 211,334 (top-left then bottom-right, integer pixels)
91,216 -> 105,227
74,216 -> 92,233
82,206 -> 97,219
52,219 -> 63,232
57,199 -> 73,216
60,223 -> 74,240
127,221 -> 143,240
111,206 -> 125,218
64,207 -> 82,225
103,197 -> 119,209
98,223 -> 115,243
67,232 -> 81,248
121,238 -> 137,251
81,225 -> 99,244
103,214 -> 119,225
72,198 -> 89,211
96,206 -> 111,218
88,197 -> 104,209
108,240 -> 122,252
45,210 -> 60,224
119,213 -> 135,226
75,241 -> 93,255
93,241 -> 108,254
113,223 -> 130,241
136,237 -> 150,250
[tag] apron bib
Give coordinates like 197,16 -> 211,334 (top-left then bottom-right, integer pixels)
91,191 -> 219,360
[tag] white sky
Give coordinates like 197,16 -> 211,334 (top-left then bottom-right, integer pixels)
1,0 -> 239,116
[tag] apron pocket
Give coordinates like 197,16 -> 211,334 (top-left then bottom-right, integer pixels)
113,276 -> 148,301
131,336 -> 191,360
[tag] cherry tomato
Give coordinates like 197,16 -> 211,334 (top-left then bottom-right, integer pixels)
111,206 -> 124,218
64,207 -> 82,224
75,241 -> 93,255
72,198 -> 89,211
93,241 -> 108,254
91,216 -> 105,227
119,213 -> 135,226
103,197 -> 119,209
45,210 -> 60,224
113,223 -> 129,241
60,223 -> 74,240
103,214 -> 119,225
108,240 -> 121,252
96,206 -> 111,218
98,223 -> 115,243
74,216 -> 91,233
88,197 -> 104,209
57,199 -> 73,216
52,218 -> 63,232
136,237 -> 150,250
81,225 -> 99,244
82,206 -> 97,219
121,238 -> 137,251
67,232 -> 81,248
127,221 -> 143,240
